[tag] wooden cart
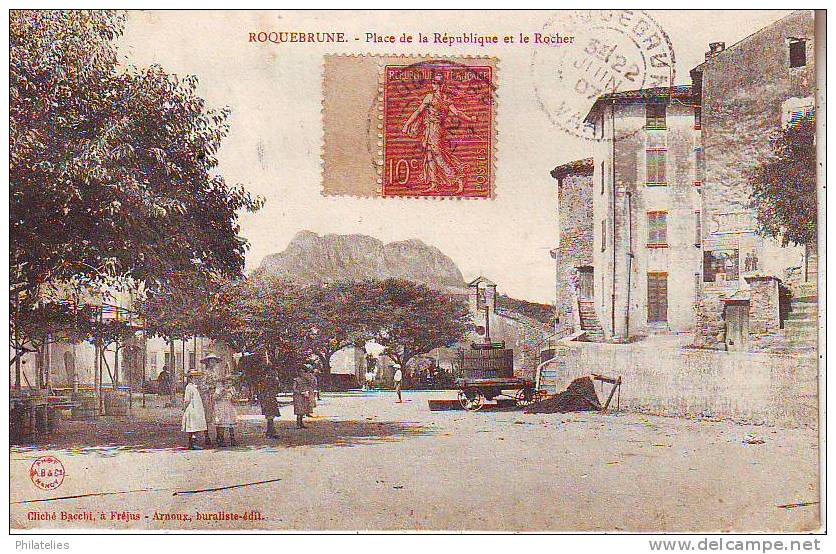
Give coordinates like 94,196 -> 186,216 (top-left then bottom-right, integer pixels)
452,343 -> 542,411
454,376 -> 540,411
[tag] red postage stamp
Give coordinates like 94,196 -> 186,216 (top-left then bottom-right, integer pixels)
30,455 -> 65,491
382,62 -> 494,198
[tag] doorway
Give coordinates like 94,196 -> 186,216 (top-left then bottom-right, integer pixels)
724,301 -> 750,351
578,267 -> 594,301
647,272 -> 668,323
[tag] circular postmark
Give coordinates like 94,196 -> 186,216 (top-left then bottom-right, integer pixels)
531,10 -> 676,141
366,58 -> 497,197
30,455 -> 65,491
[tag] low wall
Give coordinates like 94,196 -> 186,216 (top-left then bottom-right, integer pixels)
549,340 -> 819,428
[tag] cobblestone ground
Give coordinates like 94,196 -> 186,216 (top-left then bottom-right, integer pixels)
10,391 -> 820,532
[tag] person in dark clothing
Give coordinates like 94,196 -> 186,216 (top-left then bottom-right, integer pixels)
259,374 -> 281,438
157,365 -> 171,396
293,369 -> 315,429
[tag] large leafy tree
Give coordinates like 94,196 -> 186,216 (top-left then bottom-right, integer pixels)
205,276 -> 314,385
10,11 -> 262,364
749,117 -> 817,247
369,279 -> 471,371
298,282 -> 375,381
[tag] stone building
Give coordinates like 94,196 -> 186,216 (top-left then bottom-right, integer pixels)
552,10 -> 818,353
690,10 -> 816,351
463,277 -> 550,378
576,85 -> 704,342
550,158 -> 598,340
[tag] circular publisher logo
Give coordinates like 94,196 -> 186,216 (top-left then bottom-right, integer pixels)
30,456 -> 65,491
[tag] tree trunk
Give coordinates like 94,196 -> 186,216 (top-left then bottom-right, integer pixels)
318,352 -> 333,390
169,339 -> 176,398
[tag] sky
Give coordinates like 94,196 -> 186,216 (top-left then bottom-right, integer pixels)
118,10 -> 791,303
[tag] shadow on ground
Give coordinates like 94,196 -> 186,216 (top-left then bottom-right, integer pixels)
11,416 -> 433,456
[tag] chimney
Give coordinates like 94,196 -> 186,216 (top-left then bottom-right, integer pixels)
705,42 -> 726,60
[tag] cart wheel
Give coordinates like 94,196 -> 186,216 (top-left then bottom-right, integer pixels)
515,387 -> 536,408
458,389 -> 485,412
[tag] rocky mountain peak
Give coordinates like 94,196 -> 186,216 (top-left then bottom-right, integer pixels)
257,231 -> 466,289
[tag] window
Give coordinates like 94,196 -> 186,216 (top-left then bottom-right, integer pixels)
646,103 -> 666,130
647,272 -> 668,323
647,211 -> 668,247
694,272 -> 702,303
694,211 -> 702,246
694,107 -> 702,130
601,219 -> 607,252
600,161 -> 605,195
789,38 -> 807,68
646,149 -> 667,184
695,146 -> 705,185
189,351 -> 196,370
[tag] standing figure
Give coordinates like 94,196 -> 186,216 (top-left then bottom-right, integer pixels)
306,369 -> 318,416
240,353 -> 280,439
293,369 -> 312,429
402,73 -> 476,193
213,376 -> 239,447
365,355 -> 377,390
364,368 -> 376,391
198,353 -> 222,447
393,363 -> 403,403
157,364 -> 170,396
182,371 -> 207,450
260,373 -> 281,439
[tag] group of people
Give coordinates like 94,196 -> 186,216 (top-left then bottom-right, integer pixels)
252,365 -> 320,441
181,353 -> 239,450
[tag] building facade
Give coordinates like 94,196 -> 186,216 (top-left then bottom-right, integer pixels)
690,10 -> 816,351
553,10 -> 817,352
580,85 -> 704,342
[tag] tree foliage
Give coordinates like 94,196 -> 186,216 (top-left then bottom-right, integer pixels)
369,279 -> 471,370
297,282 -> 375,375
749,117 -> 817,247
196,276 -> 470,387
10,10 -> 262,357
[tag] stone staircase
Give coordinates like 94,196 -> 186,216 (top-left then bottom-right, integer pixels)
578,300 -> 604,342
781,296 -> 818,354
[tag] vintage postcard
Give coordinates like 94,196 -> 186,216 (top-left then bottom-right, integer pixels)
7,7 -> 825,539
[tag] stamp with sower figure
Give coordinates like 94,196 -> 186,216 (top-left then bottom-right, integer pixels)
323,56 -> 497,199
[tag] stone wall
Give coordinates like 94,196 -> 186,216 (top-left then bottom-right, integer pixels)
747,276 -> 781,335
550,339 -> 818,428
697,10 -> 815,226
693,293 -> 726,350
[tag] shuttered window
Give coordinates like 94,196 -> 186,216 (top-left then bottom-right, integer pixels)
646,149 -> 667,184
789,38 -> 807,68
695,147 -> 705,185
647,272 -> 668,323
694,211 -> 702,246
647,211 -> 668,247
646,103 -> 667,130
